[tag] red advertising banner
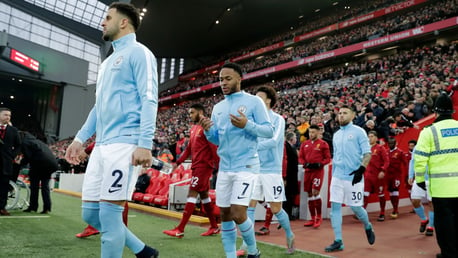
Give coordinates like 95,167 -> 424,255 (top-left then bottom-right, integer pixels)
339,0 -> 426,29
179,0 -> 425,81
162,17 -> 458,103
293,24 -> 338,42
230,42 -> 285,62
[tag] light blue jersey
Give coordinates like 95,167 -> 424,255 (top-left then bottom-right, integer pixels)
332,122 -> 371,181
205,91 -> 273,172
75,34 -> 158,149
258,110 -> 285,174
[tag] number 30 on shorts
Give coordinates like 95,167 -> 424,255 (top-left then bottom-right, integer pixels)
351,191 -> 362,201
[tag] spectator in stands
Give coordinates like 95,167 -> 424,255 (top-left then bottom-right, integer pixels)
175,133 -> 187,159
200,62 -> 272,258
64,3 -> 158,257
0,107 -> 21,216
19,131 -> 58,214
163,103 -> 220,238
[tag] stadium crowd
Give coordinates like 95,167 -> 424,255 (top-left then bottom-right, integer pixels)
160,0 -> 457,97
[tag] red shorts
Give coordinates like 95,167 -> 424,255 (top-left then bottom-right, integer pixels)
303,170 -> 324,193
364,175 -> 385,195
386,175 -> 402,192
190,166 -> 213,192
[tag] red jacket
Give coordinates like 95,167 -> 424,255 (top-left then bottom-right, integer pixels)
366,144 -> 389,177
176,124 -> 219,169
298,138 -> 331,172
387,147 -> 407,177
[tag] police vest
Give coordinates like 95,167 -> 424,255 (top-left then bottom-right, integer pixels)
414,119 -> 458,198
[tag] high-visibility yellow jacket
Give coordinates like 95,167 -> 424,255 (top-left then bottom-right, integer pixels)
414,119 -> 458,198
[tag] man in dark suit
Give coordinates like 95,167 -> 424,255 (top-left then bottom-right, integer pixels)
19,131 -> 58,214
0,107 -> 21,216
283,132 -> 299,219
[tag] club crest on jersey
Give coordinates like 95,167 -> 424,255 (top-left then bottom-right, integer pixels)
238,105 -> 247,114
114,56 -> 123,66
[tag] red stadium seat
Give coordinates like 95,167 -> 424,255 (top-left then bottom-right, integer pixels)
142,174 -> 167,204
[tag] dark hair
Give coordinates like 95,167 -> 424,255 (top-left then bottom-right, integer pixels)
256,85 -> 277,108
190,103 -> 205,115
286,132 -> 296,141
309,124 -> 320,130
340,105 -> 355,113
109,2 -> 141,31
408,139 -> 417,145
368,130 -> 378,137
0,107 -> 11,113
221,62 -> 243,78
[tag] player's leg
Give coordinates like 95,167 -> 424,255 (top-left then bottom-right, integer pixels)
231,172 -> 259,257
216,171 -> 238,258
163,189 -> 198,237
411,180 -> 429,233
98,144 -> 158,258
199,189 -> 220,236
303,173 -> 315,226
389,177 -> 400,219
347,179 -> 375,246
311,171 -> 324,228
325,177 -> 345,252
377,178 -> 386,220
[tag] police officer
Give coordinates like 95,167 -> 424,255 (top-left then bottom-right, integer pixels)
414,92 -> 458,258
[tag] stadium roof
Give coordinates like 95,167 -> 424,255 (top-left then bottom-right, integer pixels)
8,0 -> 356,59
129,0 -> 351,58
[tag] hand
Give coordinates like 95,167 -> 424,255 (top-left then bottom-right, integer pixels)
230,110 -> 248,128
349,166 -> 365,186
132,147 -> 153,168
199,117 -> 213,131
408,178 -> 414,185
378,171 -> 385,179
65,141 -> 84,165
416,181 -> 426,191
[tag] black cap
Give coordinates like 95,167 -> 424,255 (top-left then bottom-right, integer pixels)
434,92 -> 454,114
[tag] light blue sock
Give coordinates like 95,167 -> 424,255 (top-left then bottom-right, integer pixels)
240,207 -> 256,249
125,228 -> 145,254
275,209 -> 293,238
351,206 -> 371,229
428,211 -> 434,227
238,219 -> 257,255
82,202 -> 101,230
330,202 -> 343,241
414,205 -> 427,220
221,221 -> 237,258
247,207 -> 256,224
99,202 -> 126,258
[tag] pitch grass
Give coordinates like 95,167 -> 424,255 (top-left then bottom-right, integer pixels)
0,192 -> 326,258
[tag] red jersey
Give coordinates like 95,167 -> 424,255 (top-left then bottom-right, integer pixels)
366,144 -> 389,177
176,124 -> 219,169
298,138 -> 331,172
387,148 -> 407,177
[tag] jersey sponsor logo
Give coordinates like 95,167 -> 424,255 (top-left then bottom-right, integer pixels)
441,128 -> 458,137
